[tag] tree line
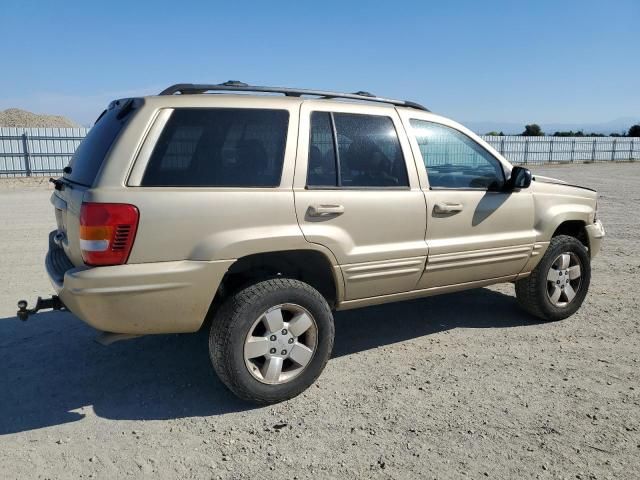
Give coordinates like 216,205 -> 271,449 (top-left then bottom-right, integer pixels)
486,124 -> 640,137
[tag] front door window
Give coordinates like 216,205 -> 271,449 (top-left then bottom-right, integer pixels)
410,120 -> 505,190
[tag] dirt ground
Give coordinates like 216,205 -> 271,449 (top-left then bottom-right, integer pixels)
1,163 -> 638,479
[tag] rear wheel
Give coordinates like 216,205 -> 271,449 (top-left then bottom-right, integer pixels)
515,235 -> 591,321
209,278 -> 334,404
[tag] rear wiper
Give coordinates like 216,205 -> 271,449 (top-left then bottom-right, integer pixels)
49,177 -> 74,191
116,98 -> 135,120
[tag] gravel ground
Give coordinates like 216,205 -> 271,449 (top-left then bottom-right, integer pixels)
1,163 -> 638,479
0,108 -> 79,128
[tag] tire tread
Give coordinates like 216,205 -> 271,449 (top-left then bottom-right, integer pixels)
209,278 -> 333,404
515,235 -> 590,322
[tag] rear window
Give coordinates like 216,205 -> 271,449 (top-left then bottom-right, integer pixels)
141,108 -> 289,187
65,99 -> 137,186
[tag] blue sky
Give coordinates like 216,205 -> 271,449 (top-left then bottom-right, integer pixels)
1,0 -> 638,131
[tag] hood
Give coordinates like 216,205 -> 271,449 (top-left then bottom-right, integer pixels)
532,175 -> 568,186
532,173 -> 596,194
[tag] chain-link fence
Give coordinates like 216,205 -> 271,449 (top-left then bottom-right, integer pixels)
1,127 -> 638,177
0,128 -> 90,177
481,135 -> 639,164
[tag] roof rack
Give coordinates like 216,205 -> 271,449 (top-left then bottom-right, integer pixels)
158,80 -> 429,112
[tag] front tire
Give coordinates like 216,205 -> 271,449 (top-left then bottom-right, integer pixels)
515,235 -> 591,321
209,278 -> 334,404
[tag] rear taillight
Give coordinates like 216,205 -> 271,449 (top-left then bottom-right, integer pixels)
79,203 -> 139,266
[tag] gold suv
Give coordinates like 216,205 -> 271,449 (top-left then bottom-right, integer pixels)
19,81 -> 605,403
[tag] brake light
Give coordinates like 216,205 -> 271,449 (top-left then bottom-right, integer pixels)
79,203 -> 139,266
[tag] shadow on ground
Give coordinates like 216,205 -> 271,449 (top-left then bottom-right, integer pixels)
0,288 -> 539,434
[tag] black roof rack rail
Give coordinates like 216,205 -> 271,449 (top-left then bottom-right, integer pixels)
158,81 -> 430,112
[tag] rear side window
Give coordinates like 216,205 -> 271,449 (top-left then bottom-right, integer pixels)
65,99 -> 137,186
141,108 -> 289,187
307,112 -> 408,188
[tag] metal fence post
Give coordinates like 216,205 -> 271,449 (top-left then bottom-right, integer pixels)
500,137 -> 505,156
631,139 -> 635,161
21,133 -> 32,176
611,139 -> 616,162
591,139 -> 597,162
571,139 -> 576,163
548,138 -> 554,163
523,138 -> 529,165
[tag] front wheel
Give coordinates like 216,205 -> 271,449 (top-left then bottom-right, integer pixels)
515,235 -> 591,321
209,278 -> 335,404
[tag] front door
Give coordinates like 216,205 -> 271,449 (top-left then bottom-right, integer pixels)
293,102 -> 427,300
403,117 -> 536,289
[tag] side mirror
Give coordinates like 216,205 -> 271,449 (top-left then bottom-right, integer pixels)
507,166 -> 532,190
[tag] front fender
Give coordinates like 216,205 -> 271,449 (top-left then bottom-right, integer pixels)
531,183 -> 596,241
536,204 -> 592,241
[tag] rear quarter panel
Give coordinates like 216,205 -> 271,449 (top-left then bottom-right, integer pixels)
89,95 -> 312,264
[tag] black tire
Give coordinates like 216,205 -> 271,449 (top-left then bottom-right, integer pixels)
515,235 -> 591,321
209,278 -> 334,404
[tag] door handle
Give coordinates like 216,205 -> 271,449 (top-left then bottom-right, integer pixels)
434,202 -> 463,214
308,204 -> 345,216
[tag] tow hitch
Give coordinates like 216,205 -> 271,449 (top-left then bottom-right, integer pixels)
17,296 -> 66,321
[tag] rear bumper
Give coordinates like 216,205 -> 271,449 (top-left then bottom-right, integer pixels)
46,233 -> 234,334
585,220 -> 605,259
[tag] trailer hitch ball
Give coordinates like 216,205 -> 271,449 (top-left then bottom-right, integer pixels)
17,296 -> 65,321
17,300 -> 30,321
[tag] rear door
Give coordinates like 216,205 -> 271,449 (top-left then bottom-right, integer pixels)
293,102 -> 427,300
400,115 -> 536,289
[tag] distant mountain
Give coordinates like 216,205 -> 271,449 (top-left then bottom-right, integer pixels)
464,117 -> 639,136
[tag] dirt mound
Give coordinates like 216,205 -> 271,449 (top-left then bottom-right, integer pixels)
0,108 -> 79,128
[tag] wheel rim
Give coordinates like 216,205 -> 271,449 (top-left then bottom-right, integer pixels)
546,252 -> 583,308
243,303 -> 318,385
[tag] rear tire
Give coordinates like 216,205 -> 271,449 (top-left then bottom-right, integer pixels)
209,278 -> 334,404
515,235 -> 591,321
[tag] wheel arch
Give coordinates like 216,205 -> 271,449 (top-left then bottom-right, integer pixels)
210,247 -> 344,317
551,219 -> 590,250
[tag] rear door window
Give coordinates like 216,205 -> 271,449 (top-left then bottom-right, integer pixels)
65,99 -> 138,186
307,112 -> 337,186
307,112 -> 408,188
141,108 -> 289,187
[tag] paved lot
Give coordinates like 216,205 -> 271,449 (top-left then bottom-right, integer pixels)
1,163 -> 639,479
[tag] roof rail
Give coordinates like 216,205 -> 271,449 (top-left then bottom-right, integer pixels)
158,81 -> 430,112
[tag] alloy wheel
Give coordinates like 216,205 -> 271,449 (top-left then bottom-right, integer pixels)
243,303 -> 318,385
546,252 -> 583,307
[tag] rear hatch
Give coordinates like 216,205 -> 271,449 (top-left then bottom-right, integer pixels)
52,98 -> 139,267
